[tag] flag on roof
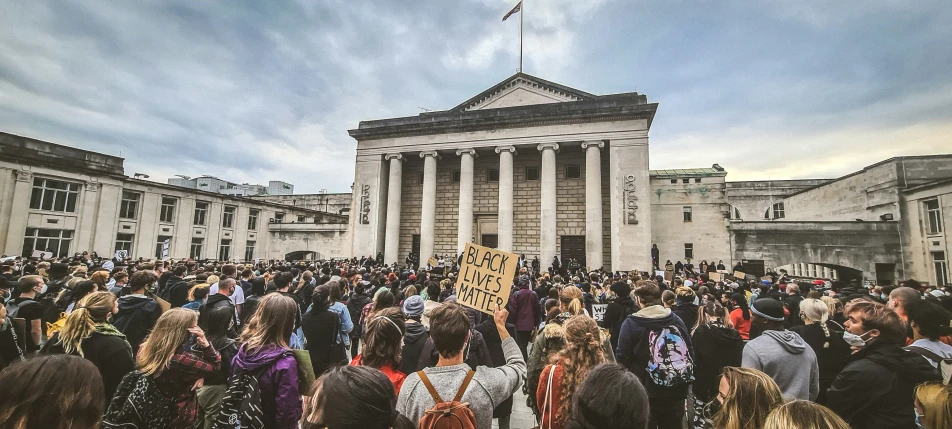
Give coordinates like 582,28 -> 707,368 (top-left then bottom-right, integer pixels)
502,1 -> 521,21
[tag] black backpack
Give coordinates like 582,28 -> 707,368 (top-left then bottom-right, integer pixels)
213,353 -> 292,429
102,371 -> 172,429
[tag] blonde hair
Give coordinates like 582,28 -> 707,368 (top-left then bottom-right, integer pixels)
559,286 -> 584,315
712,367 -> 784,429
188,283 -> 210,301
820,296 -> 841,319
800,298 -> 832,348
763,400 -> 850,429
916,383 -> 952,429
555,316 -> 606,420
206,275 -> 220,286
90,270 -> 110,289
240,293 -> 296,351
137,308 -> 197,376
57,292 -> 115,357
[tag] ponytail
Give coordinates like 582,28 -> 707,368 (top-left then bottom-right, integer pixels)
560,286 -> 585,316
57,292 -> 115,357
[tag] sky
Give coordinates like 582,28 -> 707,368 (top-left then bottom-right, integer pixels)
1,0 -> 950,193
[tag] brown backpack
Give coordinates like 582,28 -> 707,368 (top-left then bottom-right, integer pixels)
416,370 -> 478,429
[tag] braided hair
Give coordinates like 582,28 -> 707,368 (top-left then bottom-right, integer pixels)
799,298 -> 831,348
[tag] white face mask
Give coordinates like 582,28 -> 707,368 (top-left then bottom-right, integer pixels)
843,330 -> 873,347
38,283 -> 48,295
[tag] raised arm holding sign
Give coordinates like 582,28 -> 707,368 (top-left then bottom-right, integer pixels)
456,242 -> 519,315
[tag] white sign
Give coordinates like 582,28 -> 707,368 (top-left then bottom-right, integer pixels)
31,250 -> 53,259
592,304 -> 608,323
654,270 -> 665,278
115,250 -> 129,260
161,239 -> 171,261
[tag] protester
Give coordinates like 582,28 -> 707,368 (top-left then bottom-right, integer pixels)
729,292 -> 752,340
421,281 -> 441,328
904,298 -> 952,368
565,363 -> 649,429
303,284 -> 347,376
536,315 -> 607,429
58,279 -> 98,314
196,306 -> 238,429
0,354 -> 105,429
474,301 -> 517,429
0,302 -> 24,370
346,280 -> 373,357
242,277 -> 266,326
790,298 -> 850,404
707,366 -> 783,429
399,295 -> 429,376
396,302 -> 525,429
826,299 -> 941,429
182,283 -> 209,311
112,270 -> 162,355
742,298 -> 819,401
162,265 -> 190,308
352,306 -> 407,394
6,275 -> 45,353
690,301 -> 744,429
600,281 -> 637,350
41,291 -> 133,403
673,286 -> 699,330
301,365 -> 415,429
508,275 -> 542,361
198,277 -> 236,334
326,282 -> 354,353
762,400 -> 850,429
915,383 -> 952,429
616,281 -> 695,429
229,293 -> 302,429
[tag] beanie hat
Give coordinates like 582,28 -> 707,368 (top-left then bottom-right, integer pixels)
750,298 -> 786,322
402,295 -> 425,317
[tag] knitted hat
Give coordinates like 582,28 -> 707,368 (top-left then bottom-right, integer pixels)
402,295 -> 425,317
751,298 -> 786,322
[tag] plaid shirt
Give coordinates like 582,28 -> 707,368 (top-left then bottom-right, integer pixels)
157,343 -> 221,429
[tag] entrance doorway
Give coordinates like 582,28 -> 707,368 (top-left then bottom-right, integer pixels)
560,235 -> 586,267
411,235 -> 421,258
481,234 -> 498,249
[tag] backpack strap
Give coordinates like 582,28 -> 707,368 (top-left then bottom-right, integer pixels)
453,370 -> 476,402
416,371 -> 444,404
905,345 -> 946,363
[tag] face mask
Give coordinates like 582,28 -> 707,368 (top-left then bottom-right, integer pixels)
38,284 -> 48,295
843,330 -> 873,347
880,294 -> 887,301
915,408 -> 925,429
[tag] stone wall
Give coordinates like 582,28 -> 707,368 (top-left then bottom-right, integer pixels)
649,176 -> 731,266
253,193 -> 353,216
901,181 -> 952,285
725,179 -> 829,221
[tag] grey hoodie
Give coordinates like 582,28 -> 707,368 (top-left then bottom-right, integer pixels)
742,330 -> 819,401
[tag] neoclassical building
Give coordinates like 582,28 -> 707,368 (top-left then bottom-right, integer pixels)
348,73 -> 657,271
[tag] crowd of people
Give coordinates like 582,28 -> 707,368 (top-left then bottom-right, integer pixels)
0,251 -> 951,429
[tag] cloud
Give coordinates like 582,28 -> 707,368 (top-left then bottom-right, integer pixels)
0,0 -> 950,194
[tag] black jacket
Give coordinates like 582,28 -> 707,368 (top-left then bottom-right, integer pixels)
162,277 -> 190,308
0,316 -> 24,371
346,293 -> 372,338
691,322 -> 744,402
112,295 -> 161,355
42,331 -> 134,403
790,322 -> 850,388
241,294 -> 263,326
826,342 -> 940,429
783,294 -> 804,328
673,302 -> 699,332
601,296 -> 637,350
302,308 -> 341,377
205,336 -> 238,386
198,294 -> 235,333
399,321 -> 428,376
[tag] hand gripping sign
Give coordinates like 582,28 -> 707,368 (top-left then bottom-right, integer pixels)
457,242 -> 519,315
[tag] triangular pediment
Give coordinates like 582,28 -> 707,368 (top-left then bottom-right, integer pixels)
450,73 -> 596,113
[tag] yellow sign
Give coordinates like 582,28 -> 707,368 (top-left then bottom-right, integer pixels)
457,242 -> 518,315
733,271 -> 746,279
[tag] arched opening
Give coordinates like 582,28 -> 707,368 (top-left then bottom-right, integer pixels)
284,250 -> 318,261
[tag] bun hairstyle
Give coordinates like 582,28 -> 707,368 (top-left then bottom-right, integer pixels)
560,286 -> 584,315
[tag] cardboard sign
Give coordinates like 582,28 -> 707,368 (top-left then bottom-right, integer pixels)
31,250 -> 53,259
161,239 -> 171,261
427,257 -> 438,267
733,271 -> 746,279
709,272 -> 722,282
457,242 -> 518,315
592,304 -> 608,322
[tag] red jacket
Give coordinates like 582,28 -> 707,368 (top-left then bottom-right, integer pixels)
536,363 -> 566,429
351,355 -> 406,395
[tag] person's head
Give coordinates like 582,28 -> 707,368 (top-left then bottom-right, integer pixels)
128,270 -> 157,293
634,282 -> 662,307
661,290 -> 676,308
189,283 -> 210,302
251,277 -> 266,295
217,277 -> 237,297
711,367 -> 784,429
301,365 -> 414,429
404,285 -> 417,297
560,286 -> 584,314
311,284 -> 331,312
137,308 -> 198,376
372,290 -> 395,314
57,291 -> 116,357
402,295 -> 424,321
274,272 -> 294,290
843,299 -> 906,346
558,316 -> 608,419
360,307 -> 405,369
16,275 -> 45,295
172,265 -> 188,277
915,383 -> 952,429
240,293 -> 297,351
799,298 -> 832,344
697,300 -> 732,330
0,355 -> 105,429
89,270 -> 110,289
327,282 -> 343,303
905,299 -> 952,341
888,286 -> 921,318
750,298 -> 786,331
565,363 -> 649,429
427,302 -> 471,359
113,271 -> 129,285
69,280 -> 98,303
221,264 -> 237,278
762,400 -> 851,429
205,304 -> 236,341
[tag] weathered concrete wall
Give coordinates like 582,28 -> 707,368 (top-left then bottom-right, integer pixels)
901,181 -> 952,286
265,223 -> 350,260
253,193 -> 352,216
649,175 -> 731,266
726,179 -> 829,221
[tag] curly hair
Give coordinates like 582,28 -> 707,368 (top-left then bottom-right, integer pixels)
555,316 -> 606,420
359,307 -> 405,369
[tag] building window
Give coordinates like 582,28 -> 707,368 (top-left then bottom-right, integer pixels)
275,212 -> 285,222
29,178 -> 80,213
244,241 -> 256,261
934,252 -> 949,287
694,178 -> 702,183
115,233 -> 134,254
488,169 -> 499,182
773,202 -> 785,219
682,178 -> 690,184
670,179 -> 677,184
22,228 -> 73,257
194,201 -> 209,225
684,243 -> 694,259
297,215 -> 306,223
155,235 -> 172,259
119,191 -> 140,219
727,205 -> 742,220
526,166 -> 540,181
925,199 -> 942,234
248,209 -> 259,230
683,206 -> 693,222
219,239 -> 231,260
222,205 -> 236,229
160,197 -> 177,223
190,238 -> 204,259
565,164 -> 581,179
452,171 -> 461,183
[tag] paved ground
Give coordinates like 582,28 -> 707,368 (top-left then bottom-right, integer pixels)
492,387 -> 536,429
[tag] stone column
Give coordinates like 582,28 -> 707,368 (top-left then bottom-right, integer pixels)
609,138 -> 651,272
456,149 -> 477,254
538,143 -> 559,266
4,170 -> 33,256
495,146 -> 517,252
383,153 -> 403,265
419,151 -> 440,261
582,141 -> 604,269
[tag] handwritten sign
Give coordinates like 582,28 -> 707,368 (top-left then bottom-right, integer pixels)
733,271 -> 746,279
31,250 -> 53,259
592,304 -> 607,322
457,242 -> 518,315
161,239 -> 171,261
709,272 -> 722,282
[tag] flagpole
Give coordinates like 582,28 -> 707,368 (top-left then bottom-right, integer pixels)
519,0 -> 523,72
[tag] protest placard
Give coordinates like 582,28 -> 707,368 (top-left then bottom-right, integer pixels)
161,239 -> 171,261
31,250 -> 53,259
457,242 -> 518,315
709,272 -> 722,282
592,304 -> 607,322
733,271 -> 746,279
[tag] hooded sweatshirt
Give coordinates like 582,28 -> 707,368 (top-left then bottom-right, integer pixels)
615,305 -> 694,399
230,344 -> 302,429
742,329 -> 819,401
112,294 -> 161,355
399,320 -> 428,375
691,321 -> 744,402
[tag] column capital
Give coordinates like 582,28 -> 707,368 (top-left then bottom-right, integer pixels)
581,141 -> 605,150
384,153 -> 404,161
494,145 -> 517,155
537,143 -> 560,152
15,170 -> 32,182
85,181 -> 101,192
455,148 -> 478,158
419,151 -> 441,160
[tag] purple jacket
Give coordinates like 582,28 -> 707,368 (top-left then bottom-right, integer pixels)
231,344 -> 302,429
508,284 -> 541,332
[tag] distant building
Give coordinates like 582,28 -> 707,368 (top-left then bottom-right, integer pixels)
167,176 -> 293,196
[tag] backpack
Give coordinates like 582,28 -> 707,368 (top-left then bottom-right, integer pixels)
214,355 -> 286,429
102,371 -> 172,429
416,370 -> 478,429
4,299 -> 37,319
45,312 -> 68,338
645,325 -> 695,387
905,345 -> 952,385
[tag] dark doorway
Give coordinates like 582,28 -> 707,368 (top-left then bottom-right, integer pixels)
412,235 -> 421,258
481,234 -> 498,249
875,263 -> 896,286
560,235 -> 586,267
741,259 -> 766,278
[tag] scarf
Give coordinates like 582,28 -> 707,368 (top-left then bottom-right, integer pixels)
95,322 -> 126,338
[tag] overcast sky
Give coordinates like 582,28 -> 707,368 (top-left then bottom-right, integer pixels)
1,1 -> 950,193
